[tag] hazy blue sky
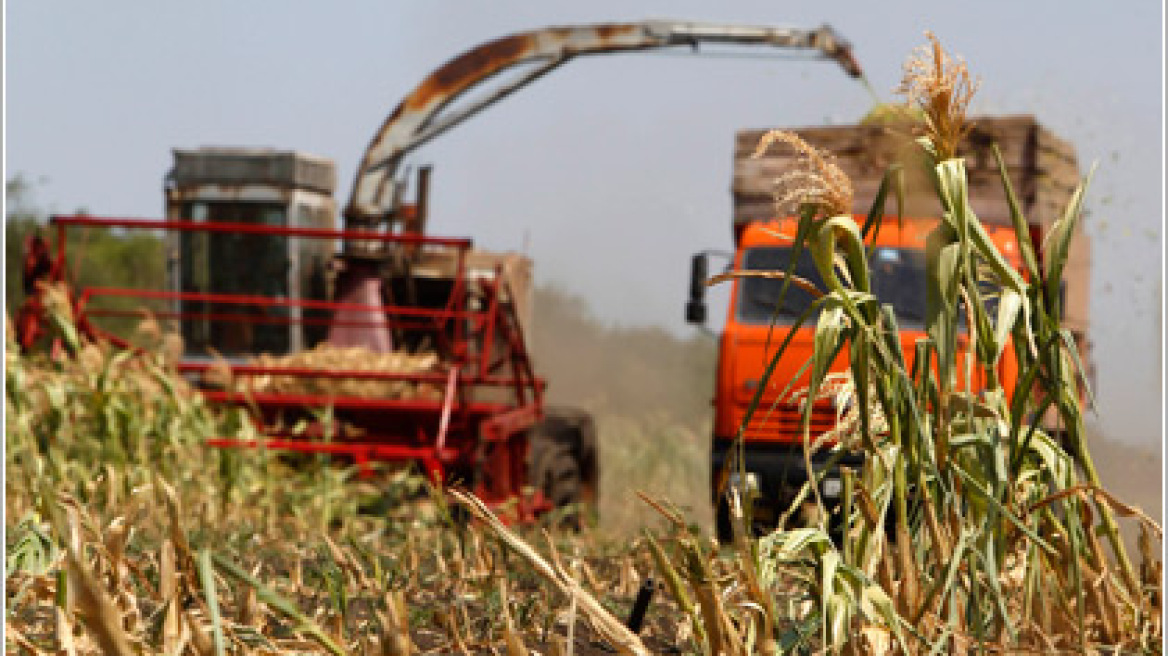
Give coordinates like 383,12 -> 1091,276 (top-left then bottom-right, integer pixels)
5,2 -> 1163,450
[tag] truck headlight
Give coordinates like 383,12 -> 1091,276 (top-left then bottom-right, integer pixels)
822,477 -> 842,498
728,472 -> 760,496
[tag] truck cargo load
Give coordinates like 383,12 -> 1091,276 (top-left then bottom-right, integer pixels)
733,115 -> 1091,376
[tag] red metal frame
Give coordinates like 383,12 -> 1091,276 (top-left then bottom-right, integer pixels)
26,215 -> 548,521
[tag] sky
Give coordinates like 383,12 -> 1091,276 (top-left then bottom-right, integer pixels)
4,2 -> 1164,451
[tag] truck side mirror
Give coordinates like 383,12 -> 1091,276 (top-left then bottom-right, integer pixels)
686,253 -> 708,324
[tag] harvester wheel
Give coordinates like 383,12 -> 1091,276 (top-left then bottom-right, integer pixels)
528,406 -> 598,525
538,441 -> 584,508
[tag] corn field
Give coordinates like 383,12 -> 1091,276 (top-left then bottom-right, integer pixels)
6,34 -> 1163,654
5,299 -> 699,654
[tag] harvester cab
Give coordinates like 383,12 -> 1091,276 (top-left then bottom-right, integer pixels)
164,148 -> 339,357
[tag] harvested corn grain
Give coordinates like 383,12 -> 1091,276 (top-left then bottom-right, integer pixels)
237,344 -> 442,399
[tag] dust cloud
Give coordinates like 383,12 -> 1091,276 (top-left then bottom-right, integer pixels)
1088,428 -> 1164,554
529,284 -> 717,532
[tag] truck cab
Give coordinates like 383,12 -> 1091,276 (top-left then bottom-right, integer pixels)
691,214 -> 1023,536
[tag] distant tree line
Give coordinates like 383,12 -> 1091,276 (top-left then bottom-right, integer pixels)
5,175 -> 166,336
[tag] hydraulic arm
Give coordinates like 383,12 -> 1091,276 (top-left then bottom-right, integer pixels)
343,20 -> 862,246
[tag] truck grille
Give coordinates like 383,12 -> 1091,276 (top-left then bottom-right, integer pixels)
736,402 -> 838,442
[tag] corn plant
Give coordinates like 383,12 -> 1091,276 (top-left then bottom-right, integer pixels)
702,32 -> 1161,653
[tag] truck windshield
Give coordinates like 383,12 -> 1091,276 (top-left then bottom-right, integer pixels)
736,246 -> 928,327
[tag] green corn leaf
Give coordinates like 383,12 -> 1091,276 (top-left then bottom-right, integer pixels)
912,528 -> 969,626
857,575 -> 909,653
926,222 -> 961,390
777,610 -> 821,653
1023,429 -> 1075,489
951,463 -> 1054,555
760,527 -> 834,561
976,543 -> 1018,642
936,157 -> 1028,298
862,164 -> 905,241
197,550 -> 227,656
992,289 -> 1024,366
849,328 -> 874,452
936,159 -> 972,244
213,553 -> 350,656
1058,328 -> 1096,412
1063,502 -> 1088,650
1044,165 -> 1096,312
915,136 -> 940,168
811,215 -> 872,303
763,204 -> 819,354
808,305 -> 846,426
991,144 -> 1041,282
968,216 -> 1028,296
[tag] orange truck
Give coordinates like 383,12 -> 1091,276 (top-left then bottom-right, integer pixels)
687,116 -> 1088,536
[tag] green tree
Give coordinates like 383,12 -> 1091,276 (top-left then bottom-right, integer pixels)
5,174 -> 45,311
5,174 -> 166,339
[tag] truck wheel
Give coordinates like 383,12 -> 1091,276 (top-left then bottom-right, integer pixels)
528,407 -> 598,525
714,496 -> 779,543
715,499 -> 734,543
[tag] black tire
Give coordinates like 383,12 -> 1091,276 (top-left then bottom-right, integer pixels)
715,498 -> 734,543
713,495 -> 781,544
536,441 -> 584,508
528,406 -> 598,523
